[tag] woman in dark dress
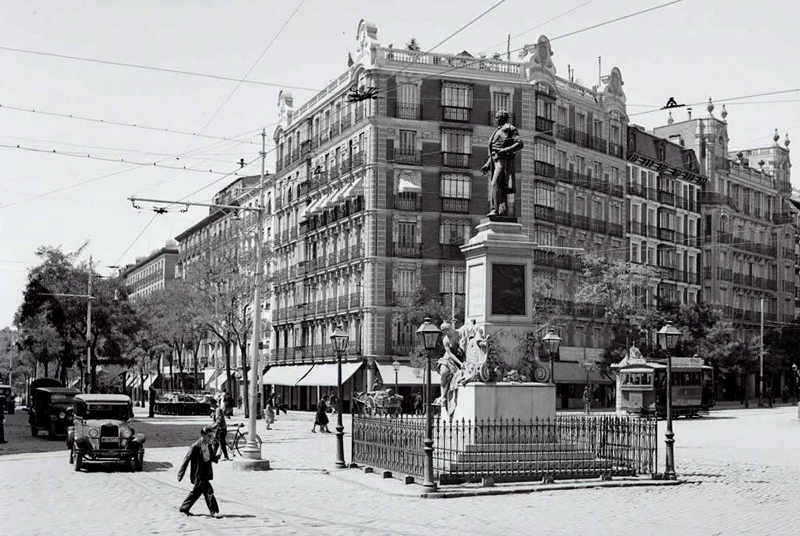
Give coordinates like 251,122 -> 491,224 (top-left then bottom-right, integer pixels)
312,395 -> 330,433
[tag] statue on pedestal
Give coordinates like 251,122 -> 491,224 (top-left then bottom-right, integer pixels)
438,322 -> 466,418
481,110 -> 524,218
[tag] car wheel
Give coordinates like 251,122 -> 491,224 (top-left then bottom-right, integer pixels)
31,425 -> 38,437
74,452 -> 83,472
69,445 -> 75,464
134,452 -> 144,472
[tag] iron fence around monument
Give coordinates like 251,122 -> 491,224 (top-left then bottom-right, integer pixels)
352,413 -> 657,485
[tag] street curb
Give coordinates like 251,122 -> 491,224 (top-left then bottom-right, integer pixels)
420,478 -> 683,499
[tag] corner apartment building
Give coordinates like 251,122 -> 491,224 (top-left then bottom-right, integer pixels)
264,21 -> 635,410
626,125 -> 705,307
122,243 -> 178,300
652,104 -> 795,342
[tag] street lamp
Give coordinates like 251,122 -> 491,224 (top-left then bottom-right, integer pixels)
416,317 -> 441,491
657,321 -> 681,480
330,324 -> 350,469
392,359 -> 401,396
542,329 -> 561,385
792,363 -> 799,403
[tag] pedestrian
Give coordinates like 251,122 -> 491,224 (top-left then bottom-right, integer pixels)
328,394 -> 338,414
782,385 -> 789,404
413,391 -> 423,415
312,395 -> 330,433
208,398 -> 230,461
265,399 -> 275,430
274,393 -> 288,415
767,387 -> 774,408
222,389 -> 234,418
177,426 -> 220,518
0,396 -> 7,444
582,385 -> 592,414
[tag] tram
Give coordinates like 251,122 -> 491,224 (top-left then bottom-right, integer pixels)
617,357 -> 715,418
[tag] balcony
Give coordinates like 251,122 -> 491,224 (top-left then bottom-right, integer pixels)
534,160 -> 555,178
627,182 -> 645,198
291,148 -> 300,163
629,221 -> 645,236
339,248 -> 349,264
328,251 -> 338,266
346,340 -> 362,356
393,244 -> 421,258
535,116 -> 555,135
340,157 -> 351,173
329,164 -> 340,179
590,136 -> 608,154
290,228 -> 298,239
441,197 -> 470,213
355,106 -> 365,122
609,142 -> 624,159
574,130 -> 590,149
394,192 -> 422,211
608,222 -> 624,237
392,147 -> 421,165
717,267 -> 733,281
301,139 -> 312,157
350,243 -> 365,259
555,125 -> 574,143
658,190 -> 675,206
281,229 -> 289,243
442,152 -> 471,168
394,102 -> 421,120
658,228 -> 676,242
349,293 -> 361,308
330,121 -> 341,138
341,113 -> 352,129
338,295 -> 348,310
352,152 -> 364,168
440,243 -> 464,260
326,297 -> 336,312
442,106 -> 471,122
534,205 -> 556,223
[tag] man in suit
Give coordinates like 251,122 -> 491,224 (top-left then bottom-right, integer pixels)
481,110 -> 524,217
177,426 -> 220,517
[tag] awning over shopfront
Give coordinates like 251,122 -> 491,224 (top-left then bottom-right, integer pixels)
376,363 -> 441,386
203,369 -> 217,389
397,174 -> 422,193
296,362 -> 363,387
553,361 -> 612,384
262,364 -> 314,386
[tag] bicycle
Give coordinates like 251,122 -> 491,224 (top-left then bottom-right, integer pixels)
221,423 -> 262,457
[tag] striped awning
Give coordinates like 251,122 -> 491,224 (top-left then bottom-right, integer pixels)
342,176 -> 364,201
376,363 -> 441,385
262,364 -> 314,386
296,362 -> 363,387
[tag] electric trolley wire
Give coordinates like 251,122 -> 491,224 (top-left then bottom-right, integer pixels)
0,102 -> 265,145
114,214 -> 159,267
628,88 -> 800,117
193,0 -> 307,142
0,45 -> 320,92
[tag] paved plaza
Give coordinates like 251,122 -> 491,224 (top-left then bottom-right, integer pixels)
1,406 -> 799,535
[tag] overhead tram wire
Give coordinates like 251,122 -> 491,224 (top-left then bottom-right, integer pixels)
379,0 -> 685,101
0,45 -> 320,92
0,102 -> 266,146
113,214 -> 159,267
387,0 -> 512,81
192,0 -> 307,141
629,88 -> 800,118
0,131 -> 264,210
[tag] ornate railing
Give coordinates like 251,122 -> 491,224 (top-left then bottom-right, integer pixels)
352,414 -> 657,485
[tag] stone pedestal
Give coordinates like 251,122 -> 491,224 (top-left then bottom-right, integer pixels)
460,218 -> 543,375
451,382 -> 555,423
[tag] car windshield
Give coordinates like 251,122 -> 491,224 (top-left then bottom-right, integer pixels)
50,394 -> 76,404
85,404 -> 129,420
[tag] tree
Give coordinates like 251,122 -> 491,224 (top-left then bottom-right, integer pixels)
406,38 -> 421,51
16,311 -> 64,378
575,255 -> 660,372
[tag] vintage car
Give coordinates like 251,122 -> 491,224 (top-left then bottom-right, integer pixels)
28,380 -> 79,437
0,384 -> 14,413
67,394 -> 145,472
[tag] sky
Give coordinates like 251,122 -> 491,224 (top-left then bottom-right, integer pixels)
1,0 -> 799,328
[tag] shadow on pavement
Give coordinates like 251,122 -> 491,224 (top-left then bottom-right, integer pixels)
142,460 -> 174,472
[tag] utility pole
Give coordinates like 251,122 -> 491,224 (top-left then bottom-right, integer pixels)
759,297 -> 764,407
127,130 -> 270,470
87,255 -> 93,393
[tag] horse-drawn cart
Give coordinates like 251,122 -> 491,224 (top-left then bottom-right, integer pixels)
353,390 -> 403,416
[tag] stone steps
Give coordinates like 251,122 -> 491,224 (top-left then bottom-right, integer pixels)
446,458 -> 617,473
456,450 -> 597,462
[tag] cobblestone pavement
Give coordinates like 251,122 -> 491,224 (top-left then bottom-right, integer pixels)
1,406 -> 798,535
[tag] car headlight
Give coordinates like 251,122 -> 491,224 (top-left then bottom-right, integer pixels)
59,412 -> 66,419
121,428 -> 133,439
88,428 -> 99,438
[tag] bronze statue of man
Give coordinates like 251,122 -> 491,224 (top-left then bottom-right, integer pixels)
481,110 -> 524,217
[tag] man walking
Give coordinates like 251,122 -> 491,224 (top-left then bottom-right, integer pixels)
178,426 -> 220,517
582,385 -> 592,414
209,398 -> 230,461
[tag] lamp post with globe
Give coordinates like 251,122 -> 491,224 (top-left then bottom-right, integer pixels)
330,325 -> 350,469
542,330 -> 561,385
657,322 -> 681,480
416,317 -> 441,491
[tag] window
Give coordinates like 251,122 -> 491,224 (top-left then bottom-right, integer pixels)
440,268 -> 466,294
632,242 -> 640,263
576,113 -> 586,133
399,130 -> 416,153
611,168 -> 619,186
611,124 -> 620,144
441,129 -> 472,154
397,84 -> 419,119
439,220 -> 471,244
534,182 -> 554,208
535,227 -> 555,246
536,96 -> 554,120
396,267 -> 419,294
534,139 -> 556,164
491,91 -> 511,114
593,119 -> 603,138
441,173 -> 471,199
557,150 -> 567,169
442,83 -> 472,121
396,222 -> 417,247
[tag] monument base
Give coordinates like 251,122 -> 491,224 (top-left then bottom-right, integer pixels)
231,458 -> 271,472
451,382 -> 556,423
